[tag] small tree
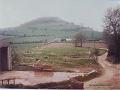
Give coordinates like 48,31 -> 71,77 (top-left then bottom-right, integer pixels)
103,6 -> 120,63
73,33 -> 86,47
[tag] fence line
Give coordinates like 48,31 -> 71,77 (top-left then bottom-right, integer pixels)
0,78 -> 16,87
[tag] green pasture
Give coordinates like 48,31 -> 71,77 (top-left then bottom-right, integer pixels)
12,45 -> 104,71
2,36 -> 55,43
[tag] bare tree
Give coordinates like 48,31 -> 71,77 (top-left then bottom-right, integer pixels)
74,33 -> 86,47
103,6 -> 120,63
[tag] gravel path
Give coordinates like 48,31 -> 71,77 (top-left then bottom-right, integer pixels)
84,52 -> 120,90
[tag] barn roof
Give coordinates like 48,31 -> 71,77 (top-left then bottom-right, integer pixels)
0,42 -> 10,48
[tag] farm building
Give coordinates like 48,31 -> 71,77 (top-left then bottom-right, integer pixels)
52,38 -> 72,42
0,42 -> 12,71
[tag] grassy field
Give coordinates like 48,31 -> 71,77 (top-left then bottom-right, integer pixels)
11,43 -> 45,50
2,36 -> 55,43
12,43 -> 104,72
0,35 -> 14,40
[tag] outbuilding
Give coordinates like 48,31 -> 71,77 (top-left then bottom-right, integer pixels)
0,42 -> 12,71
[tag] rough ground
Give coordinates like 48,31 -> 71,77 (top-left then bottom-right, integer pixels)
84,52 -> 120,90
42,42 -> 107,48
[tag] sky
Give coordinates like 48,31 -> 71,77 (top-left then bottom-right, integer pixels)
0,0 -> 120,31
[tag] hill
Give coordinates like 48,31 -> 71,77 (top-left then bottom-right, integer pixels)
0,17 -> 103,43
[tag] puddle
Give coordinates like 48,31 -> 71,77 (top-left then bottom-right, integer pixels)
0,71 -> 84,85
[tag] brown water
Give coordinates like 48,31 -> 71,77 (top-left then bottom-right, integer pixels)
0,71 -> 84,85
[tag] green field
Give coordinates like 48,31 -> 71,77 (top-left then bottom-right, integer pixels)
2,36 -> 55,43
12,45 -> 102,72
11,43 -> 45,50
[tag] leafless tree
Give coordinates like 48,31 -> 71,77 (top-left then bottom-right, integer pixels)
74,33 -> 86,47
103,6 -> 120,63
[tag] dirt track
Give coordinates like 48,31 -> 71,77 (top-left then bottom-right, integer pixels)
84,51 -> 120,89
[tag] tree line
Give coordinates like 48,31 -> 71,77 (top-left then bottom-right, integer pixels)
103,6 -> 120,63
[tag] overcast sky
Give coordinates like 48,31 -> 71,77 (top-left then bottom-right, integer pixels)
0,0 -> 119,31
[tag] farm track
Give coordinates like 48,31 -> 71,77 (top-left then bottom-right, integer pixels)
84,51 -> 120,89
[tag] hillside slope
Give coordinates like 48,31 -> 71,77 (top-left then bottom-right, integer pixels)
0,17 -> 103,43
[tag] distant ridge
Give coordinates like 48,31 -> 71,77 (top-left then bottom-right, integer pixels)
0,17 -> 103,43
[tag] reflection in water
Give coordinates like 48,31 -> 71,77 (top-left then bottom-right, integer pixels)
0,71 -> 84,85
34,72 -> 54,77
